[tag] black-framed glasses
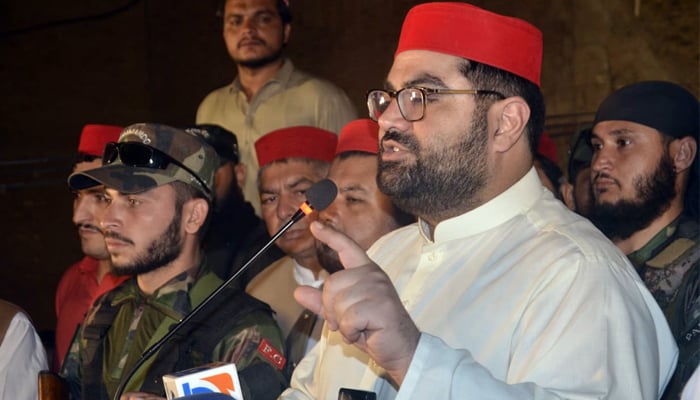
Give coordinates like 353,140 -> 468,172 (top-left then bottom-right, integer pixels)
102,142 -> 210,194
366,86 -> 506,122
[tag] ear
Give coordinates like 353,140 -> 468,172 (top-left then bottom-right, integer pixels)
182,198 -> 209,235
234,163 -> 246,191
671,136 -> 697,173
560,181 -> 577,212
283,24 -> 291,45
492,97 -> 530,154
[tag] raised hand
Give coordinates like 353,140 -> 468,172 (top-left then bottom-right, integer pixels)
295,221 -> 420,385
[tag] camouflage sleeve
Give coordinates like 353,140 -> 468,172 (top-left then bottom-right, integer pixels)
59,324 -> 83,399
211,309 -> 289,397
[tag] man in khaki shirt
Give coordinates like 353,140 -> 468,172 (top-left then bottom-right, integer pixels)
197,0 -> 356,215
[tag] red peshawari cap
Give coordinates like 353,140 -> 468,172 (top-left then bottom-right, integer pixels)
537,132 -> 558,164
255,126 -> 338,167
395,2 -> 543,86
77,124 -> 123,157
336,119 -> 380,156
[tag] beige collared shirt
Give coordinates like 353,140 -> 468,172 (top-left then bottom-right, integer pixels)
196,59 -> 357,215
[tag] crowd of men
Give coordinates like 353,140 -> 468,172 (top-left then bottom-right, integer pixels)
1,1 -> 698,400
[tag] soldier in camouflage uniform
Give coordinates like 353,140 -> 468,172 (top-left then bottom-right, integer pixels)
589,81 -> 700,400
62,123 -> 288,399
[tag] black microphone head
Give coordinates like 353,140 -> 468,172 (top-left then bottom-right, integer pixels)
306,178 -> 337,211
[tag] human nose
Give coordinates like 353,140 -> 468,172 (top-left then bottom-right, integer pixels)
591,145 -> 613,174
276,192 -> 298,222
377,94 -> 412,134
72,195 -> 88,225
318,199 -> 340,228
99,200 -> 120,232
241,16 -> 258,32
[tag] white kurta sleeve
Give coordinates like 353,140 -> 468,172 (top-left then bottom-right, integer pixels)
280,333 -> 322,400
0,312 -> 49,400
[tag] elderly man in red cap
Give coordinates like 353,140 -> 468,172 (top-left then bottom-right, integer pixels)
246,125 -> 336,371
283,3 -> 677,399
54,124 -> 130,371
315,118 -> 414,274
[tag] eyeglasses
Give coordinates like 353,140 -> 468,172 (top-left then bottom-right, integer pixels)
366,86 -> 506,122
102,142 -> 210,194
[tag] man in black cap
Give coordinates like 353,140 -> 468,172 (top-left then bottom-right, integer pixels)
186,124 -> 283,286
589,80 -> 699,400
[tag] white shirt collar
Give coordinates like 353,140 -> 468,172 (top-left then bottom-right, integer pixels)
293,259 -> 327,288
420,167 -> 543,244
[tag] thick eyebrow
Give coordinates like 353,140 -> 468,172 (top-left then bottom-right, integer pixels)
104,188 -> 153,200
339,183 -> 369,195
384,73 -> 448,91
260,176 -> 315,196
84,186 -> 105,195
225,9 -> 276,20
286,176 -> 315,191
591,128 -> 635,140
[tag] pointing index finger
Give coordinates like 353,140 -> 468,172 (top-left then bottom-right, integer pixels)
310,221 -> 372,269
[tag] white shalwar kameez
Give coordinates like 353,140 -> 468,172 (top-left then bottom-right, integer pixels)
282,168 -> 677,400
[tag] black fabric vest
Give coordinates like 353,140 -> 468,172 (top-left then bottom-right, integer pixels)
80,286 -> 280,399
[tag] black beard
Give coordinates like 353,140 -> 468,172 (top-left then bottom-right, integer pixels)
111,209 -> 184,276
315,240 -> 343,274
377,105 -> 489,220
236,45 -> 284,69
589,152 -> 676,242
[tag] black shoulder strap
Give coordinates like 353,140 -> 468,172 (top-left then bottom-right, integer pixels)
139,288 -> 273,394
81,289 -> 121,399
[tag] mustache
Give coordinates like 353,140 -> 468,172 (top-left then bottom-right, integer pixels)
380,130 -> 420,153
238,36 -> 265,48
103,230 -> 135,245
76,223 -> 102,233
592,171 -> 619,185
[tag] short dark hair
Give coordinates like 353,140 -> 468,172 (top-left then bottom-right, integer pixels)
336,150 -> 375,161
73,152 -> 100,168
171,181 -> 212,242
277,0 -> 292,24
217,0 -> 292,24
459,60 -> 545,156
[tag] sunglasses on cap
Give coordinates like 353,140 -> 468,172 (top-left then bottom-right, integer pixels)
102,141 -> 210,195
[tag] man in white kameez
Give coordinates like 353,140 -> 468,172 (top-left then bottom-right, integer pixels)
281,2 -> 678,399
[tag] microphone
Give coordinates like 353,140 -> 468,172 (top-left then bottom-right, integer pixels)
276,178 -> 338,241
113,178 -> 337,400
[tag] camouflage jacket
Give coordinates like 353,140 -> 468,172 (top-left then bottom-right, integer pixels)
61,264 -> 288,400
628,214 -> 699,400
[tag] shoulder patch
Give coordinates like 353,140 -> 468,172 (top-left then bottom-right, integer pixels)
648,238 -> 696,269
257,338 -> 286,370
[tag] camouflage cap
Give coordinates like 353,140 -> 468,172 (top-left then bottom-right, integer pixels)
186,124 -> 239,165
67,123 -> 219,200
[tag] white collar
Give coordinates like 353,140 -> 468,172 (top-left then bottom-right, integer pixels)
419,167 -> 543,244
293,259 -> 327,288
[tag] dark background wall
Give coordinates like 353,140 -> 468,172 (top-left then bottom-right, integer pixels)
1,0 -> 698,335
